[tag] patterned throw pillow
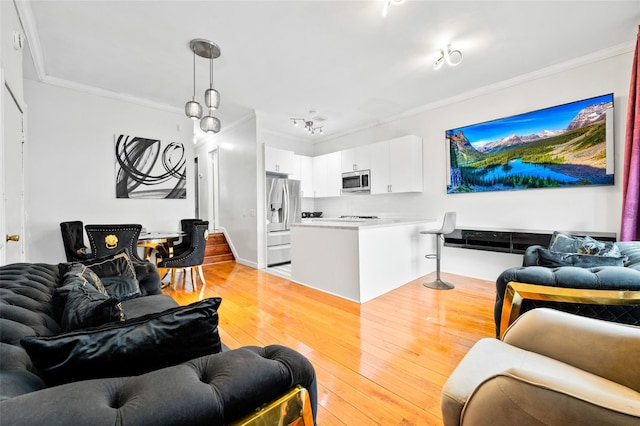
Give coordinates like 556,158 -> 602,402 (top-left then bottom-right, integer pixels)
62,263 -> 108,295
53,263 -> 125,330
548,231 -> 620,256
59,282 -> 124,331
60,250 -> 142,301
537,247 -> 627,268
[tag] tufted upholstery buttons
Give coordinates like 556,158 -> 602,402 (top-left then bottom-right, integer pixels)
0,263 -> 318,424
495,242 -> 640,337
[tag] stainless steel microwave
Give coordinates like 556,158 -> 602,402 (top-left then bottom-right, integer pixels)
342,170 -> 370,193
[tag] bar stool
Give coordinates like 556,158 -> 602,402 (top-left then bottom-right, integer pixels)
421,212 -> 456,290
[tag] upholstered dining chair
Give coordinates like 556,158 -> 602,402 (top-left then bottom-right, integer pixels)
60,220 -> 92,262
85,224 -> 145,263
157,218 -> 206,260
157,221 -> 209,291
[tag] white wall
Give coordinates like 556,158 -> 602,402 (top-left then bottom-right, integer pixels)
21,48 -> 633,282
24,80 -> 195,263
195,114 -> 261,267
311,51 -> 632,281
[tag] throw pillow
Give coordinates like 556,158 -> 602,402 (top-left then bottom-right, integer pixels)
21,297 -> 223,386
59,281 -> 125,332
549,231 -> 620,256
62,262 -> 109,295
52,263 -> 112,323
59,249 -> 142,301
537,247 -> 628,268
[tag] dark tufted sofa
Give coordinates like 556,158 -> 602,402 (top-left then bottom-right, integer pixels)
495,241 -> 640,337
0,262 -> 317,425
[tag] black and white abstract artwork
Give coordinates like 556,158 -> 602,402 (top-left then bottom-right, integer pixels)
115,134 -> 186,199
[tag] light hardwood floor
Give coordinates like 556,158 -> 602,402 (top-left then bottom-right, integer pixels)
163,262 -> 497,425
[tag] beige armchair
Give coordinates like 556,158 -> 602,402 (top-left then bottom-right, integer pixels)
441,308 -> 640,425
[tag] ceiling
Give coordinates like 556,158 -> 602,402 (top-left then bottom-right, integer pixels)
19,0 -> 640,142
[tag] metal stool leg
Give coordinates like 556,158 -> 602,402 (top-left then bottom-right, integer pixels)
423,233 -> 454,290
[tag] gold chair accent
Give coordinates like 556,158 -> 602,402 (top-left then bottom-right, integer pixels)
500,281 -> 640,339
104,234 -> 118,249
231,386 -> 314,426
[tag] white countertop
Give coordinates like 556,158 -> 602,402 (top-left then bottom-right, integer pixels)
291,217 -> 435,230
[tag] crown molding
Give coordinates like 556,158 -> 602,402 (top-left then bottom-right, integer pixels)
17,0 -> 635,145
15,0 -> 46,80
193,110 -> 257,146
317,40 -> 635,144
15,0 -> 182,114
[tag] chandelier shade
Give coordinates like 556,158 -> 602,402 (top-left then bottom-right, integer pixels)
185,99 -> 203,120
184,38 -> 222,133
205,88 -> 220,110
200,114 -> 221,134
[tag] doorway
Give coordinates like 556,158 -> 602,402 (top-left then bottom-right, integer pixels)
2,80 -> 26,264
207,148 -> 219,231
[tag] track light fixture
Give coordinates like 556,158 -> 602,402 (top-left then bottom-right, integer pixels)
184,38 -> 222,134
434,44 -> 463,70
291,118 -> 324,135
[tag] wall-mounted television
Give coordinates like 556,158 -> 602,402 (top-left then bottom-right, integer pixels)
446,93 -> 614,194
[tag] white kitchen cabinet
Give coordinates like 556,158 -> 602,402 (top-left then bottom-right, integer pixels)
265,146 -> 295,175
341,145 -> 372,173
312,152 -> 341,197
370,135 -> 423,194
294,155 -> 314,197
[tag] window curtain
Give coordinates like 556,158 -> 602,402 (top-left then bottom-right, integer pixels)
621,25 -> 640,241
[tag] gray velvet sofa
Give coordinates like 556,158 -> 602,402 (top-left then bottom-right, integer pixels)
0,259 -> 317,425
495,240 -> 640,337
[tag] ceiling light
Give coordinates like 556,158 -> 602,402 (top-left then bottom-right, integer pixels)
291,118 -> 324,135
382,0 -> 407,17
434,44 -> 463,70
184,38 -> 222,134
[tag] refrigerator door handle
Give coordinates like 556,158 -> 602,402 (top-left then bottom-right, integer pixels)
283,182 -> 289,229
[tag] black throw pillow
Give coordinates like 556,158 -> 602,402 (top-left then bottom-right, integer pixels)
60,283 -> 124,332
53,263 -> 125,327
21,297 -> 223,386
59,249 -> 141,301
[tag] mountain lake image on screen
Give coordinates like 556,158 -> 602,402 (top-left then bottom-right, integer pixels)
446,93 -> 614,194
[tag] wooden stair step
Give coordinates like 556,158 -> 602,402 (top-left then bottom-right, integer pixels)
205,253 -> 235,263
204,232 -> 234,264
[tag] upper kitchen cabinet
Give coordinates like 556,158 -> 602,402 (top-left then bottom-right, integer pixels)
341,144 -> 372,173
291,155 -> 314,198
312,152 -> 341,198
370,135 -> 423,194
265,146 -> 295,175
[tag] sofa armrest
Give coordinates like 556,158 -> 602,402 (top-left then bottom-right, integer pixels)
499,281 -> 640,338
0,345 -> 317,426
461,367 -> 640,425
494,265 -> 640,337
522,245 -> 543,266
503,308 -> 640,393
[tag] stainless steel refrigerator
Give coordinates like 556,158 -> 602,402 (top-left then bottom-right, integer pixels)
266,176 -> 301,266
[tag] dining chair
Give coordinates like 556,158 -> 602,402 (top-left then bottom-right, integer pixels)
157,222 -> 209,291
157,218 -> 206,260
85,224 -> 145,263
60,220 -> 92,262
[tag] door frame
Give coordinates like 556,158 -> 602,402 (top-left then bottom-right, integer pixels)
1,69 -> 27,264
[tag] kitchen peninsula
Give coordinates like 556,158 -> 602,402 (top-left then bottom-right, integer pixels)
290,217 -> 436,303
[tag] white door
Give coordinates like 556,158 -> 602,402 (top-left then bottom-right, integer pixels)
2,83 -> 26,264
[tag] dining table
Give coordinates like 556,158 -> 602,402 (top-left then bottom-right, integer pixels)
137,231 -> 185,262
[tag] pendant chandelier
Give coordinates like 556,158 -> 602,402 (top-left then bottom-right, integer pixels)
185,38 -> 221,134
